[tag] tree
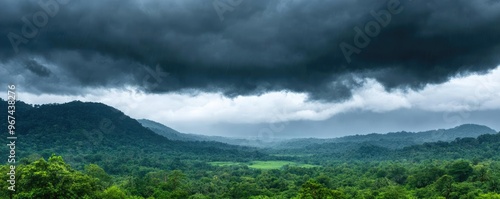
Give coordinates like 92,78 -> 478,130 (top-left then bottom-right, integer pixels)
376,186 -> 409,199
471,164 -> 490,182
167,170 -> 187,191
434,175 -> 454,199
386,165 -> 407,185
16,155 -> 101,198
478,193 -> 500,199
407,165 -> 445,188
100,186 -> 128,199
189,193 -> 211,199
448,160 -> 473,182
449,182 -> 481,199
85,164 -> 112,188
295,179 -> 345,199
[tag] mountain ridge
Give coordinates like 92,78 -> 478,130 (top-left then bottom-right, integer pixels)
137,118 -> 496,150
138,119 -> 275,147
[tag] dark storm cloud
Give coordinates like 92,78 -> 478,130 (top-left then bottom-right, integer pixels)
1,0 -> 500,100
25,59 -> 51,77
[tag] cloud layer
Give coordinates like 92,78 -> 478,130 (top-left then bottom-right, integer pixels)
2,0 -> 500,101
18,66 -> 500,125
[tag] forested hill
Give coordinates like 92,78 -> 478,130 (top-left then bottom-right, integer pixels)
139,119 -> 272,147
138,119 -> 202,141
336,124 -> 496,145
270,129 -> 500,163
300,131 -> 500,163
0,99 -> 266,174
275,124 -> 496,149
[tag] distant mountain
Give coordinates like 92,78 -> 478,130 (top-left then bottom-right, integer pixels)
140,118 -> 497,151
0,99 -> 266,174
139,119 -> 278,147
335,124 -> 496,144
269,125 -> 500,162
312,131 -> 500,162
273,124 -> 497,151
138,119 -> 204,141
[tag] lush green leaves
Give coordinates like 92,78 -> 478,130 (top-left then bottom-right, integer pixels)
14,155 -> 101,199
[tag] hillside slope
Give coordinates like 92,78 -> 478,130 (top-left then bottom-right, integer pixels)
0,99 -> 265,174
138,119 -> 204,141
139,119 -> 275,147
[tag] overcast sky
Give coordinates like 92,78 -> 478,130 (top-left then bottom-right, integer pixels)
1,0 -> 500,137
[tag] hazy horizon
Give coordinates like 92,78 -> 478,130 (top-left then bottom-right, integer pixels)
4,97 -> 499,139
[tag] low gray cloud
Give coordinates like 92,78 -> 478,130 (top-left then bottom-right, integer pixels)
25,59 -> 51,77
1,0 -> 500,101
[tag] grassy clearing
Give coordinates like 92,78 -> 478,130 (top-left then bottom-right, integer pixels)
209,161 -> 319,170
270,154 -> 314,157
208,161 -> 246,167
248,161 -> 296,169
249,161 -> 318,169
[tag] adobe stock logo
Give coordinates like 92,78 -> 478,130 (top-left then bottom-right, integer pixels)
339,0 -> 404,64
213,0 -> 244,21
7,0 -> 71,53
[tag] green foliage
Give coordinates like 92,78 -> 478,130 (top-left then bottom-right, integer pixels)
295,179 -> 346,199
448,160 -> 473,182
15,155 -> 101,199
100,186 -> 128,199
4,144 -> 500,199
407,164 -> 445,188
434,175 -> 454,199
85,164 -> 113,188
478,193 -> 500,199
376,186 -> 409,199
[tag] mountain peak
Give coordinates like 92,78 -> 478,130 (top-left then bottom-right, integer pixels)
452,123 -> 496,131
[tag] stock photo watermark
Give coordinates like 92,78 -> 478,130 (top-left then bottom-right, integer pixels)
339,0 -> 404,64
238,108 -> 289,148
7,0 -> 71,53
213,0 -> 244,21
142,64 -> 170,90
6,85 -> 17,192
